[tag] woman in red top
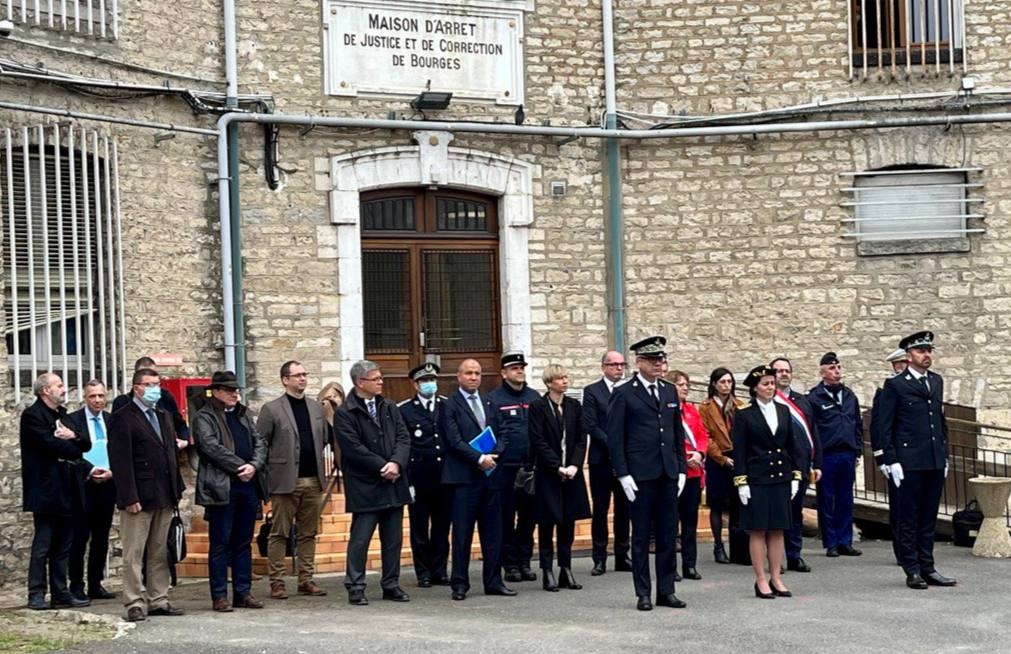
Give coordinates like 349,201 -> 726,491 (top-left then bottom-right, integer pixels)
668,370 -> 710,581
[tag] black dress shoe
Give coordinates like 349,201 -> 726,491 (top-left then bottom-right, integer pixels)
557,567 -> 582,590
787,558 -> 812,573
52,594 -> 91,609
89,585 -> 116,600
614,557 -> 634,572
590,562 -> 606,576
714,544 -> 730,565
485,586 -> 517,596
451,590 -> 467,601
520,566 -> 538,581
906,573 -> 928,590
924,571 -> 957,587
636,596 -> 653,611
504,569 -> 523,583
754,583 -> 776,599
683,567 -> 702,580
382,587 -> 411,602
655,593 -> 687,608
147,603 -> 183,616
825,547 -> 840,557
27,596 -> 48,611
838,544 -> 863,556
348,590 -> 369,605
417,578 -> 432,588
542,570 -> 559,592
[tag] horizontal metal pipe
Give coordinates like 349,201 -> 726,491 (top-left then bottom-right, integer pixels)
0,67 -> 269,102
0,100 -> 217,135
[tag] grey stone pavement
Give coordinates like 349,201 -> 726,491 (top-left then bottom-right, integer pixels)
57,540 -> 1010,654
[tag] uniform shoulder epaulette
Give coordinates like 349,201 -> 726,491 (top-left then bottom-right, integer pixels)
396,398 -> 412,407
437,394 -> 448,400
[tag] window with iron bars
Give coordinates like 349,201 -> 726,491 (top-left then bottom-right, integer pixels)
4,0 -> 118,39
850,0 -> 965,78
0,125 -> 127,403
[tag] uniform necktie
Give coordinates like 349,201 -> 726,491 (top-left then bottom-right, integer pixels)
919,376 -> 930,393
426,400 -> 433,413
648,384 -> 658,403
469,394 -> 486,429
146,409 -> 162,441
368,399 -> 377,421
92,415 -> 106,441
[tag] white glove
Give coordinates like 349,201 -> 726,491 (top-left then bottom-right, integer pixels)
791,479 -> 799,499
879,464 -> 890,478
738,484 -> 751,506
677,473 -> 686,497
618,475 -> 638,503
889,463 -> 904,488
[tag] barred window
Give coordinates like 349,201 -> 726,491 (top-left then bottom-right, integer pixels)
4,0 -> 118,38
850,0 -> 965,78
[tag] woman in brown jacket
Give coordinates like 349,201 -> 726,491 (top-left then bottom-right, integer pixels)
699,367 -> 743,564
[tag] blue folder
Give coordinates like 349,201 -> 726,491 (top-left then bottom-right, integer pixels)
468,427 -> 497,476
84,439 -> 109,470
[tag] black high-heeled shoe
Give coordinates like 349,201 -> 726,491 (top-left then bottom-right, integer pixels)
770,582 -> 792,598
754,583 -> 776,599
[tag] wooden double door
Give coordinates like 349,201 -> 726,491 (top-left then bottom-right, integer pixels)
360,188 -> 502,401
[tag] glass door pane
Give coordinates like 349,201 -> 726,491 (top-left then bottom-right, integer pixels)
422,250 -> 497,352
362,249 -> 411,352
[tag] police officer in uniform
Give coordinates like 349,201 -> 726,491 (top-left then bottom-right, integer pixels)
607,336 -> 687,611
869,348 -> 910,563
398,363 -> 452,588
877,331 -> 956,590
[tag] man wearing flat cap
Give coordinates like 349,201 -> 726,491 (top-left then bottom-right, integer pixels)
397,362 -> 451,587
807,352 -> 863,558
488,351 -> 541,583
876,331 -> 956,590
606,336 -> 688,611
869,348 -> 911,563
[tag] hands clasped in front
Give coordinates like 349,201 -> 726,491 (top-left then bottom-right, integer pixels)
380,461 -> 401,481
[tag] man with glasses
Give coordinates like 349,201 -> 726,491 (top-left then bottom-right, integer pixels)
257,360 -> 330,600
769,357 -> 822,573
607,336 -> 687,611
582,350 -> 631,576
108,369 -> 185,622
335,360 -> 412,605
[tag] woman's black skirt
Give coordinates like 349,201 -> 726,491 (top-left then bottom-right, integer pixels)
740,481 -> 792,532
704,454 -> 734,506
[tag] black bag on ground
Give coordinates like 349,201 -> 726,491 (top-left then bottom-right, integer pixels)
167,509 -> 187,564
256,512 -> 297,557
952,499 -> 984,547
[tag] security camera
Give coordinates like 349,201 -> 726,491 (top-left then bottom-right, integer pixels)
0,20 -> 14,36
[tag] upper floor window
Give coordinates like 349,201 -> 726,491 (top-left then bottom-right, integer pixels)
5,0 -> 118,39
850,0 -> 964,78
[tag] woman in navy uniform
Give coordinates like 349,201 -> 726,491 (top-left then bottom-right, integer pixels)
731,366 -> 806,599
397,362 -> 451,588
528,364 -> 591,592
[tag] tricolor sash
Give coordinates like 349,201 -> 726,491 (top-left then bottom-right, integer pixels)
681,418 -> 698,451
774,390 -> 814,454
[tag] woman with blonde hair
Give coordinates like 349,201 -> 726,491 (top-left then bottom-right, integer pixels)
317,381 -> 345,478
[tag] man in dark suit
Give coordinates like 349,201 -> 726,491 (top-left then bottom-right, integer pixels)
336,360 -> 413,606
68,380 -> 117,601
878,331 -> 956,590
607,336 -> 687,611
21,372 -> 92,610
112,357 -> 190,445
108,368 -> 185,622
441,358 -> 513,601
870,348 -> 910,563
582,350 -> 631,576
398,362 -> 451,588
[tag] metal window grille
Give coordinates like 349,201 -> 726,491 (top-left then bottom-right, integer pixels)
849,0 -> 965,78
1,125 -> 126,402
361,249 -> 410,352
839,167 -> 984,241
435,198 -> 489,232
422,250 -> 496,352
5,0 -> 118,39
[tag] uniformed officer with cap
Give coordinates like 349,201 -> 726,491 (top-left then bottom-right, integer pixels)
606,336 -> 687,611
869,348 -> 910,563
877,331 -> 957,589
397,362 -> 451,588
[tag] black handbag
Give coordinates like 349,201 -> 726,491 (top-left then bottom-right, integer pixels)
952,499 -> 984,547
514,467 -> 535,496
167,509 -> 187,564
256,511 -> 297,558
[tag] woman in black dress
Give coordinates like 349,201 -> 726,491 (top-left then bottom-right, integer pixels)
731,366 -> 806,599
528,364 -> 591,592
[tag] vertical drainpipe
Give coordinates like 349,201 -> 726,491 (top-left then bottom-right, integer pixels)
602,0 -> 626,354
223,0 -> 245,381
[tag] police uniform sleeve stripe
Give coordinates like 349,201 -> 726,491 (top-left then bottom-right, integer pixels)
733,475 -> 748,487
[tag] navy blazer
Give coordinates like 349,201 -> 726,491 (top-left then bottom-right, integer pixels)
876,370 -> 948,471
731,401 -> 805,486
440,389 -> 505,485
606,375 -> 686,481
581,378 -> 612,467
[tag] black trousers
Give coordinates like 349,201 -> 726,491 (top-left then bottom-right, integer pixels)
68,480 -> 117,595
407,481 -> 451,582
29,513 -> 74,600
628,477 -> 678,599
538,521 -> 576,569
344,506 -> 404,592
498,466 -> 536,571
895,468 -> 945,576
589,463 -> 630,565
677,477 -> 701,570
785,478 -> 809,561
449,477 -> 504,593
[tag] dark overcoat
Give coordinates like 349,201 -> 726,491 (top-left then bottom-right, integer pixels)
20,398 -> 90,515
529,394 -> 591,525
335,391 -> 412,513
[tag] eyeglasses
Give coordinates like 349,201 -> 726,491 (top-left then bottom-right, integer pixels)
362,376 -> 384,383
603,362 -> 627,368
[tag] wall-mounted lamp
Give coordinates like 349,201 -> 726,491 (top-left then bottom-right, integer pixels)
410,91 -> 453,111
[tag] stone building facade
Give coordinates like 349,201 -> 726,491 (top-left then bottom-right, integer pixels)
0,0 -> 1008,593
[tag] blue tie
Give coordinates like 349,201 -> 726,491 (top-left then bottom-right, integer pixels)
146,409 -> 162,441
93,415 -> 105,441
368,399 -> 377,421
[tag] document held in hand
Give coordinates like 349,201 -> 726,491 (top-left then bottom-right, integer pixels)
468,426 -> 497,476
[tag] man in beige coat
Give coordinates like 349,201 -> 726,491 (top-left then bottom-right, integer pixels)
257,360 -> 331,599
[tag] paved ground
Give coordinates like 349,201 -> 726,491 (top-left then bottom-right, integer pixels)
52,540 -> 1011,653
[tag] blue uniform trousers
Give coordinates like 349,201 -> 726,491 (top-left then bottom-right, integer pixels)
818,451 -> 857,549
896,469 -> 945,576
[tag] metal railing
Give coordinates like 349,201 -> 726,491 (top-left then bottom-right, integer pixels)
5,0 -> 118,39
